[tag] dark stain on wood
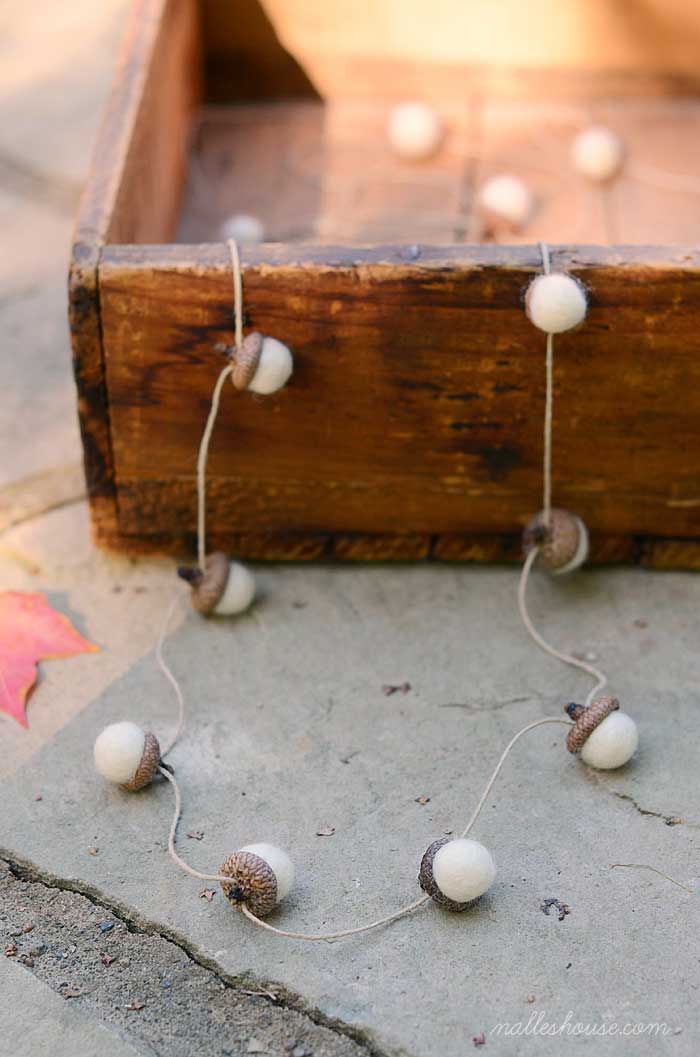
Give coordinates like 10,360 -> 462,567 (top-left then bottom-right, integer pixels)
478,443 -> 522,480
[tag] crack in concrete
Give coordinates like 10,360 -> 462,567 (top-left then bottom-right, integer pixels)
1,850 -> 395,1057
611,792 -> 689,827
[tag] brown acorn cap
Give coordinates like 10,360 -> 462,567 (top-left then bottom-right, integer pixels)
177,552 -> 230,615
418,837 -> 481,912
523,508 -> 582,571
564,696 -> 619,753
219,851 -> 278,917
121,731 -> 161,792
232,332 -> 264,390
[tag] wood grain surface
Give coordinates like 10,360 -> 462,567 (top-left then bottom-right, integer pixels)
70,0 -> 700,566
95,243 -> 700,561
178,98 -> 700,247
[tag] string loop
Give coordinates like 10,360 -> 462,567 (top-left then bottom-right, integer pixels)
158,717 -> 570,942
194,238 -> 244,571
518,245 -> 609,708
518,548 -> 607,708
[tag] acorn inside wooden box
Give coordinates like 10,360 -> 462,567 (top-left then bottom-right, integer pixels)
70,0 -> 700,567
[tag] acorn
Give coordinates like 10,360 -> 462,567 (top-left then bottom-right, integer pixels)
230,331 -> 293,395
177,552 -> 255,616
419,837 -> 496,911
93,722 -> 162,792
219,843 -> 295,918
565,697 -> 638,769
523,508 -> 589,574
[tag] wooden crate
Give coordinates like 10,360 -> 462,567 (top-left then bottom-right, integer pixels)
70,0 -> 700,566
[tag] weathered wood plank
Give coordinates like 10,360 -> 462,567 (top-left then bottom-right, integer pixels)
177,96 -> 700,247
106,0 -> 201,244
70,0 -> 170,543
591,98 -> 700,244
472,100 -> 610,244
178,98 -> 475,245
179,102 -> 325,243
89,522 -> 700,570
332,535 -> 431,561
70,0 -> 201,545
641,538 -> 700,570
74,0 -> 700,567
313,98 -> 473,244
97,243 -> 700,556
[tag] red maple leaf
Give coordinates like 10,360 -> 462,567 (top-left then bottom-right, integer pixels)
0,591 -> 99,727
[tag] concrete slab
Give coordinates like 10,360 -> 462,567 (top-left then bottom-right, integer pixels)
0,189 -> 82,489
0,0 -> 129,185
1,548 -> 698,1056
0,0 -> 128,491
0,956 -> 148,1057
0,857 -> 372,1057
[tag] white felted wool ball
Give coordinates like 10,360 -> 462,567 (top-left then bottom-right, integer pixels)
571,126 -> 624,182
387,101 -> 444,161
580,711 -> 638,770
94,722 -> 146,784
432,838 -> 496,904
248,336 -> 293,395
478,174 -> 533,228
525,272 -> 587,333
219,213 -> 264,244
554,515 -> 589,575
240,842 -> 295,902
214,561 -> 256,615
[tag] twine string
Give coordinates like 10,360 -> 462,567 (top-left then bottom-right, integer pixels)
228,238 -> 244,351
539,241 -> 553,527
155,237 -> 580,941
518,548 -> 607,708
158,717 -> 571,942
162,238 -> 246,755
196,363 -> 234,570
458,715 -> 570,837
157,594 -> 186,757
195,238 -> 243,571
160,239 -> 244,756
160,766 -> 239,884
543,331 -> 553,526
516,243 -> 608,709
241,895 -> 431,942
539,239 -> 551,276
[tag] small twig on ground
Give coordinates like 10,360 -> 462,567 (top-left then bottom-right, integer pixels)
610,863 -> 694,893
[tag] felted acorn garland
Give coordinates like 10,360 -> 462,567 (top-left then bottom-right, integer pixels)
92,237 -> 642,939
